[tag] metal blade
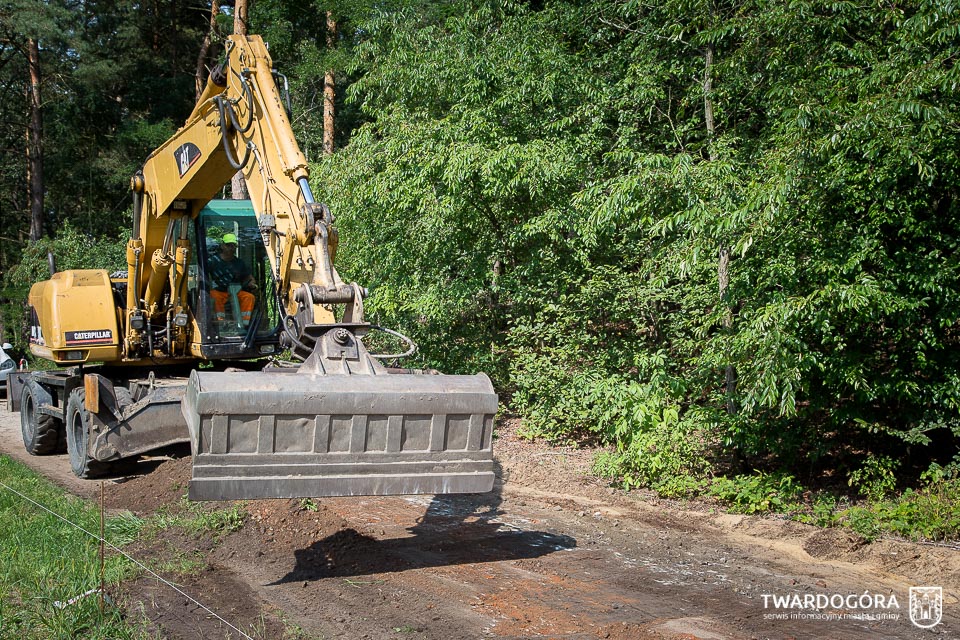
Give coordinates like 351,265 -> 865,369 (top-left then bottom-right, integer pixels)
182,369 -> 497,500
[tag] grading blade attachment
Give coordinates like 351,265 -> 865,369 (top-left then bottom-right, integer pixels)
182,368 -> 498,501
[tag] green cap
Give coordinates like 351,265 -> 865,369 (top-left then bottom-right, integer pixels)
222,233 -> 237,245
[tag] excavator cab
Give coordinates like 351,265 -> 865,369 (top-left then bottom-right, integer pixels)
188,200 -> 280,357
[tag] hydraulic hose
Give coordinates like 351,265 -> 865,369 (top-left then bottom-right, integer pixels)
215,96 -> 252,170
226,72 -> 255,134
367,326 -> 418,360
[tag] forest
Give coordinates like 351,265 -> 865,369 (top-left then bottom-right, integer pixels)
1,0 -> 958,535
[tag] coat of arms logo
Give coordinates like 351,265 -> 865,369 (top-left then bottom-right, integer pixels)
909,586 -> 942,629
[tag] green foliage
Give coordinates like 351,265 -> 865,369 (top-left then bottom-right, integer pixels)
840,478 -> 960,542
674,461 -> 960,541
853,461 -> 960,541
585,376 -> 711,491
298,497 -> 320,512
0,0 -> 204,276
315,0 -> 960,513
792,493 -> 844,529
707,473 -> 803,515
0,456 -> 148,639
315,0 -> 600,382
151,497 -> 247,538
251,0 -> 377,158
848,455 -> 901,501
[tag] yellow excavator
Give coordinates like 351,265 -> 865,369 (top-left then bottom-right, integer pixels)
12,35 -> 496,500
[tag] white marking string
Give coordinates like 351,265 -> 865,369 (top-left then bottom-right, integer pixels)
0,479 -> 254,640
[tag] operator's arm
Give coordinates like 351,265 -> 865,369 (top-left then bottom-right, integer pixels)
241,272 -> 258,293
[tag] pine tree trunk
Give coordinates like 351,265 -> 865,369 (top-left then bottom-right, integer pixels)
195,0 -> 220,100
323,11 -> 337,156
152,0 -> 160,52
231,0 -> 249,199
26,38 -> 43,242
233,0 -> 248,36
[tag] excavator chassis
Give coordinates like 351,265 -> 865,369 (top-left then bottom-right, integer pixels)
182,368 -> 497,500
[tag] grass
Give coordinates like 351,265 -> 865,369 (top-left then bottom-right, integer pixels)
0,456 -> 254,638
150,496 -> 247,538
275,609 -> 327,640
0,455 -> 151,639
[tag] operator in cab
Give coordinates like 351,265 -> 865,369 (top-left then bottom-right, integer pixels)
208,232 -> 258,325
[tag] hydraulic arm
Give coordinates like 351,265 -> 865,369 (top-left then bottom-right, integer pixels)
126,35 -> 355,361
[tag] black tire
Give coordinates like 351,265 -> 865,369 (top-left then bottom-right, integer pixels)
65,388 -> 108,478
111,385 -> 142,471
20,378 -> 63,455
114,386 -> 134,410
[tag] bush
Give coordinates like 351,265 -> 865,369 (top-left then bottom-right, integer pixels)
585,375 -> 712,491
707,473 -> 803,515
840,479 -> 960,542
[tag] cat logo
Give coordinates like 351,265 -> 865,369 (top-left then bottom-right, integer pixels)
174,142 -> 202,178
909,586 -> 942,629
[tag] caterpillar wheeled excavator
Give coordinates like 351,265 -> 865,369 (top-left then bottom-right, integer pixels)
12,35 -> 496,500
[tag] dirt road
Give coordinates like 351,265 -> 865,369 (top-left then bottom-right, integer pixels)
1,409 -> 957,639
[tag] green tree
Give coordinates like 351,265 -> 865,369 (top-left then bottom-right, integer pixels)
0,0 -> 211,341
319,0 -> 960,486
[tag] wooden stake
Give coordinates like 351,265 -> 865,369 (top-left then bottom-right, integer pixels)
99,481 -> 105,615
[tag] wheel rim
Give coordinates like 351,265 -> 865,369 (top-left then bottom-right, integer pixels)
69,404 -> 86,473
21,391 -> 35,442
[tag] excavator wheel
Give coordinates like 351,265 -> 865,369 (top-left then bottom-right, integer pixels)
20,378 -> 64,455
65,388 -> 109,478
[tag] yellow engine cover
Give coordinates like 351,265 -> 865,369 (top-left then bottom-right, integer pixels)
28,269 -> 121,364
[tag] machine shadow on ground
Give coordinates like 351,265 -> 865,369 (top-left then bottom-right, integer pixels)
271,462 -> 577,583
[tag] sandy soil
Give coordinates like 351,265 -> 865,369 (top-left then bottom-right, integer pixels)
1,410 -> 957,639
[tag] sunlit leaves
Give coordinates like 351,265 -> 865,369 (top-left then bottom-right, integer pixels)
314,0 -> 960,481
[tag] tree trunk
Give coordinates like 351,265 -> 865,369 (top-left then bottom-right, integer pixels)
230,172 -> 249,199
703,44 -> 715,154
719,247 -> 736,413
231,0 -> 249,199
233,0 -> 248,35
26,38 -> 43,242
704,42 -> 738,417
195,0 -> 220,100
152,0 -> 160,52
323,11 -> 337,156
